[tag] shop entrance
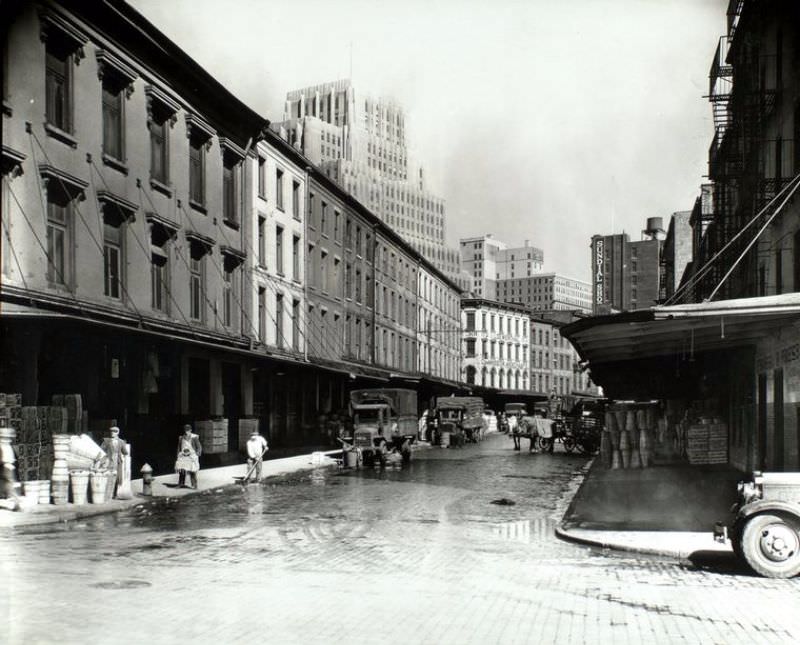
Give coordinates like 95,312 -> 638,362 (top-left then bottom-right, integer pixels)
221,362 -> 241,450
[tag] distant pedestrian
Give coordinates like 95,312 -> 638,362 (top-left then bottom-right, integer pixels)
100,426 -> 129,499
175,424 -> 202,489
245,429 -> 268,482
509,414 -> 520,450
0,428 -> 20,511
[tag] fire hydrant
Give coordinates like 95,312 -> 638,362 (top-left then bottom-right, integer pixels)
140,463 -> 153,496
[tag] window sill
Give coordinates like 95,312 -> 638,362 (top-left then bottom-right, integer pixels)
150,177 -> 172,198
102,154 -> 129,175
3,100 -> 12,117
189,199 -> 207,214
276,271 -> 285,278
44,123 -> 78,148
276,205 -> 285,213
222,218 -> 240,231
257,193 -> 266,201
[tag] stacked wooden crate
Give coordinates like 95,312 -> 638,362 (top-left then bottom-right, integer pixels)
706,422 -> 728,464
196,419 -> 228,454
686,424 -> 709,465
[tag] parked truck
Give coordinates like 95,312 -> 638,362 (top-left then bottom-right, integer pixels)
350,389 -> 417,468
435,396 -> 485,444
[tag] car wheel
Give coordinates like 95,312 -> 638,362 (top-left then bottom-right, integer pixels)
741,513 -> 800,578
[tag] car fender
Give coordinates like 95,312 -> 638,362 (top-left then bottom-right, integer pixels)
736,500 -> 800,524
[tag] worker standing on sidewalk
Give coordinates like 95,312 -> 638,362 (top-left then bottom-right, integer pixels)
245,429 -> 268,483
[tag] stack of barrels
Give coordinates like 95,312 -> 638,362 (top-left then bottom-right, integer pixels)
602,403 -> 657,470
51,434 -> 70,504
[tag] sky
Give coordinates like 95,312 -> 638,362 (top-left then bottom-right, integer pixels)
129,0 -> 729,282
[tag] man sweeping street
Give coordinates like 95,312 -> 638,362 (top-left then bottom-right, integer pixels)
245,429 -> 269,483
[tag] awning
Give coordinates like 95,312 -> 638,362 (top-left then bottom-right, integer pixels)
562,293 -> 800,365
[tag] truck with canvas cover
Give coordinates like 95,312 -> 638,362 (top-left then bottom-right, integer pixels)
350,389 -> 417,467
436,396 -> 485,443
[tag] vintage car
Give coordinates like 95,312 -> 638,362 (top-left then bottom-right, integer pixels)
719,471 -> 800,578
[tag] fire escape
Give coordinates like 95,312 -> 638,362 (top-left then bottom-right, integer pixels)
700,0 -> 788,300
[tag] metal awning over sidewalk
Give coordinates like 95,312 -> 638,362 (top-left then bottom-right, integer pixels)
562,294 -> 800,365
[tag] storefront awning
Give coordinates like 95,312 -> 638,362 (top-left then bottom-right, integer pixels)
562,294 -> 800,365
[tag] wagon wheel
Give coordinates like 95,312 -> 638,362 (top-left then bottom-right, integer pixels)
538,436 -> 553,452
741,513 -> 800,578
563,435 -> 576,453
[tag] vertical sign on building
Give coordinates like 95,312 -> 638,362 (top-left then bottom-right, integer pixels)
593,238 -> 604,311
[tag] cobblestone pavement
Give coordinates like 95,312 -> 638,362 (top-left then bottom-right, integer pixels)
2,433 -> 799,644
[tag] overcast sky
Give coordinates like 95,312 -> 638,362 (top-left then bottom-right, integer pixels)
130,0 -> 728,281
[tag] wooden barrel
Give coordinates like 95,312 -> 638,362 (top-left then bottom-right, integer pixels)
611,450 -> 622,469
51,459 -> 69,481
614,407 -> 627,434
89,472 -> 108,504
605,411 -> 617,434
609,428 -> 620,450
639,428 -> 650,468
619,430 -> 631,468
629,442 -> 642,468
70,470 -> 90,505
37,480 -> 51,505
600,432 -> 612,469
51,479 -> 69,505
23,481 -> 41,505
441,431 -> 451,448
625,410 -> 637,432
635,409 -> 647,433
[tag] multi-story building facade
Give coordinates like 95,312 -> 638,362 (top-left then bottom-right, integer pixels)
498,273 -> 591,313
661,210 -> 693,301
529,319 -> 594,396
697,0 -> 800,302
275,80 -> 462,282
1,0 -> 266,472
459,235 -> 545,300
0,0 -> 466,475
461,299 -> 530,390
590,218 -> 665,314
418,266 -> 461,383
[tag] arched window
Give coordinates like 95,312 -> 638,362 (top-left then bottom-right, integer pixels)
498,369 -> 505,389
466,365 -> 476,385
515,370 -> 521,389
490,368 -> 496,387
481,366 -> 488,385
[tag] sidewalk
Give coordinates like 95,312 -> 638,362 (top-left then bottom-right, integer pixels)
0,448 -> 345,529
556,458 -> 745,559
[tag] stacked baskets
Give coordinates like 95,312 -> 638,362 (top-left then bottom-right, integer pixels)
51,434 -> 70,505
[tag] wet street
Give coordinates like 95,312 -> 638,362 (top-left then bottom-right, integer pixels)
2,433 -> 799,644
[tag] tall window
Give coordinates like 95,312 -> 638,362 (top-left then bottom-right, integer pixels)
223,158 -> 239,224
149,116 -> 168,184
292,181 -> 300,219
189,250 -> 204,321
103,220 -> 123,299
189,138 -> 205,206
275,293 -> 284,347
276,168 -> 284,210
257,157 -> 266,197
258,286 -> 266,341
321,251 -> 328,292
46,190 -> 73,286
466,339 -> 476,357
102,83 -> 124,160
292,235 -> 300,281
355,268 -> 362,303
345,262 -> 353,299
275,226 -> 284,275
258,216 -> 266,266
149,223 -> 171,313
466,312 -> 475,331
292,299 -> 300,351
222,265 -> 235,328
45,41 -> 71,132
321,202 -> 327,236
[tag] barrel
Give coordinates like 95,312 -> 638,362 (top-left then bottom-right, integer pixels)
37,480 -> 51,505
343,449 -> 359,469
600,432 -> 612,469
440,431 -> 451,448
619,430 -> 631,468
609,428 -> 620,450
611,450 -> 622,469
614,407 -> 627,434
51,458 -> 69,481
625,410 -> 637,433
51,479 -> 69,505
635,409 -> 647,433
605,411 -> 617,434
89,472 -> 108,504
23,481 -> 41,506
639,428 -> 650,468
66,454 -> 96,471
68,434 -> 105,461
629,441 -> 642,468
70,470 -> 90,505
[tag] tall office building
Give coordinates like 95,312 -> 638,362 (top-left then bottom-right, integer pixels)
590,218 -> 665,314
498,273 -> 592,313
275,79 -> 462,282
459,235 -> 544,300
